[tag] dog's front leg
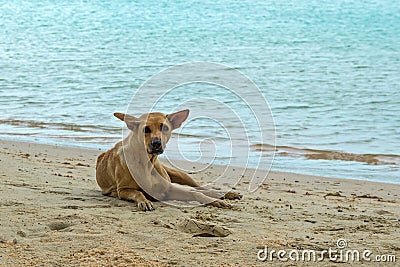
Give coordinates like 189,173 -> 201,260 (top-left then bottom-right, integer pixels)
115,167 -> 154,211
117,189 -> 154,211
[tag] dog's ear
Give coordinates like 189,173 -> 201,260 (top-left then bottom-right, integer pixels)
166,109 -> 189,130
114,112 -> 126,121
114,112 -> 140,131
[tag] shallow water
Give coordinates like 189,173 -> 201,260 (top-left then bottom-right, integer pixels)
0,0 -> 399,183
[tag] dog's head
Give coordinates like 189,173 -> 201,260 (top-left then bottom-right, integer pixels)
114,109 -> 189,155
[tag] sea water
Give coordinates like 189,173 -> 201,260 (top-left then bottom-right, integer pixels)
0,0 -> 399,183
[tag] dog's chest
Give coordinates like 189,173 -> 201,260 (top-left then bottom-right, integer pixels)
151,163 -> 171,183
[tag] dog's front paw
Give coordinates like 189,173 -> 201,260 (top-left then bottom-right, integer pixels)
137,200 -> 154,211
223,191 -> 242,200
209,199 -> 231,209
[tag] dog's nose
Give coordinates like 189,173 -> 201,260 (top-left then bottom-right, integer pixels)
150,139 -> 162,149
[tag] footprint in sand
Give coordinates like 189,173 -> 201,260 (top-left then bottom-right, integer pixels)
176,218 -> 232,237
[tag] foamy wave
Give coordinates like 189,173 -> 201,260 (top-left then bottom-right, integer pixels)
252,143 -> 400,166
0,119 -> 119,134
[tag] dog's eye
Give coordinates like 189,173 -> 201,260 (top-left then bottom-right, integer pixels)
161,124 -> 169,132
143,126 -> 151,134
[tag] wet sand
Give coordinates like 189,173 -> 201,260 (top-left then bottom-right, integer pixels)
0,140 -> 398,266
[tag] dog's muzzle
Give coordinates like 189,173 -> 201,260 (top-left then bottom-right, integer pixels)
148,138 -> 164,155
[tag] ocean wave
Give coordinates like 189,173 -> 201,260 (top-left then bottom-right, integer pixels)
252,143 -> 400,166
0,119 -> 119,134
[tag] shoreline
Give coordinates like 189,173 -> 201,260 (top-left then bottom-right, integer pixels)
0,138 -> 399,186
0,139 -> 399,266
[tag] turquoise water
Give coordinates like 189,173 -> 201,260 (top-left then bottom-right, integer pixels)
0,0 -> 399,183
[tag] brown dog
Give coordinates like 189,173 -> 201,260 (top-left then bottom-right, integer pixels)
96,109 -> 241,211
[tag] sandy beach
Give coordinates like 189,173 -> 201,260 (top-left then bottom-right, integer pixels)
0,139 -> 398,266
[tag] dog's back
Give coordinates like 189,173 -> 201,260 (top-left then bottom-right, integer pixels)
96,141 -> 123,195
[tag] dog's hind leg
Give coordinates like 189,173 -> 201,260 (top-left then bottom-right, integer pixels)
163,165 -> 242,200
163,165 -> 200,187
165,184 -> 231,208
163,166 -> 222,198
